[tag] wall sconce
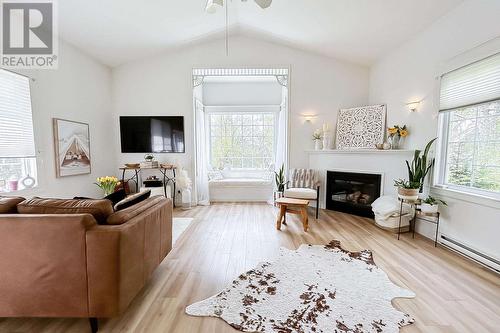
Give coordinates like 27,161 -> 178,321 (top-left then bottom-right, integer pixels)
407,101 -> 420,112
302,114 -> 318,122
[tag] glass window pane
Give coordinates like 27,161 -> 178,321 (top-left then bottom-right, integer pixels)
442,100 -> 500,194
209,112 -> 276,170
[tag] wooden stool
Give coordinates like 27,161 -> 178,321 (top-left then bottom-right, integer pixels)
275,198 -> 310,232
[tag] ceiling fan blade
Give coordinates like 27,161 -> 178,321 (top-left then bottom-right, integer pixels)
206,0 -> 224,14
254,0 -> 272,9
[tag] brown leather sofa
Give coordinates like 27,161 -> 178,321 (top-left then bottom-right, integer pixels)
0,195 -> 172,332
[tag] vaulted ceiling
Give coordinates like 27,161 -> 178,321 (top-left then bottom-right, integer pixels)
59,0 -> 463,67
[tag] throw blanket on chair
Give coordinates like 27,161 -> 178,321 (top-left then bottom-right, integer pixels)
289,169 -> 318,189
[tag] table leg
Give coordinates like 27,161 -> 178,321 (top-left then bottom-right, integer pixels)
301,207 -> 309,232
121,169 -> 126,193
435,214 -> 440,247
135,170 -> 139,193
276,205 -> 286,230
397,199 -> 403,240
172,168 -> 176,208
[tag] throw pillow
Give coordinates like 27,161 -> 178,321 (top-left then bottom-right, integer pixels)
104,189 -> 127,206
114,189 -> 151,211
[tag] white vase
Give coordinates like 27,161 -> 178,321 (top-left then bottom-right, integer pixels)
391,135 -> 401,149
314,139 -> 322,150
322,132 -> 332,150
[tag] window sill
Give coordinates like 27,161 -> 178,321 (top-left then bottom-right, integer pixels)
431,185 -> 500,210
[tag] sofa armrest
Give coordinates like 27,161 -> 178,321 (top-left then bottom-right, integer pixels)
0,214 -> 97,317
85,197 -> 173,317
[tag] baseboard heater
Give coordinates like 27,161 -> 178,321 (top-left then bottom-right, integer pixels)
440,234 -> 500,273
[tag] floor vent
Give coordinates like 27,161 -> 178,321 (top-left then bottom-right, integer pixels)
440,234 -> 500,273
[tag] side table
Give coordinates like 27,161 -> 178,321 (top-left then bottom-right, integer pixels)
397,198 -> 441,247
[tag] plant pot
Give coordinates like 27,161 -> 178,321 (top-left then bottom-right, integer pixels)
420,203 -> 439,214
397,187 -> 419,201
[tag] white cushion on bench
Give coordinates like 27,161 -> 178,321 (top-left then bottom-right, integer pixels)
209,178 -> 272,188
284,187 -> 317,200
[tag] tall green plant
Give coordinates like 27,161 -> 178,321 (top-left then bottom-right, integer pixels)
274,164 -> 286,192
405,138 -> 437,191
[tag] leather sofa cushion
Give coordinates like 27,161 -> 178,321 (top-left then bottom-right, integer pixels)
17,197 -> 113,224
107,196 -> 165,225
0,196 -> 25,214
113,189 -> 151,211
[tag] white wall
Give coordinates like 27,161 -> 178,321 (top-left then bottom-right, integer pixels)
19,40 -> 114,198
111,34 -> 369,177
368,0 -> 500,259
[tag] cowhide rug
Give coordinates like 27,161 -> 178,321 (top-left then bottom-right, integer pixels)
186,240 -> 415,333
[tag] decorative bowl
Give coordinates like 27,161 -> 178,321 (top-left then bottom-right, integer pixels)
125,163 -> 140,168
375,143 -> 384,150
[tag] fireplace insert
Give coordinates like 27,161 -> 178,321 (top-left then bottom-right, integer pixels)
326,171 -> 381,218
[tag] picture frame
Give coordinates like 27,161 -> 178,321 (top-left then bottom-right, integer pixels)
335,104 -> 386,150
53,118 -> 91,177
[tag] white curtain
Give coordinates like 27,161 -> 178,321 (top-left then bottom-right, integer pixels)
195,99 -> 210,205
275,86 -> 288,173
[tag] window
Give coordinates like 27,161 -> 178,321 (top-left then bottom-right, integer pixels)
437,53 -> 500,198
0,69 -> 37,192
209,112 -> 276,170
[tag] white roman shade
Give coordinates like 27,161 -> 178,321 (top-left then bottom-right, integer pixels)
440,52 -> 500,111
0,70 -> 36,158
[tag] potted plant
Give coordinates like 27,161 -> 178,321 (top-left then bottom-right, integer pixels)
312,129 -> 323,150
421,196 -> 447,214
394,179 -> 420,201
274,164 -> 286,194
406,138 -> 437,192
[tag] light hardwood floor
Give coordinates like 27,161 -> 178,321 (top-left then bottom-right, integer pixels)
1,203 -> 499,332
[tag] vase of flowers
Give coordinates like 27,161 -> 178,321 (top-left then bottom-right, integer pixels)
312,129 -> 323,150
388,125 -> 408,149
95,176 -> 120,196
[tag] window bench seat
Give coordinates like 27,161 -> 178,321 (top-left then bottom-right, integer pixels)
209,178 -> 273,202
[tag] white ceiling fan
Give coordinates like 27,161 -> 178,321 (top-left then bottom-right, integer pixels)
205,0 -> 272,13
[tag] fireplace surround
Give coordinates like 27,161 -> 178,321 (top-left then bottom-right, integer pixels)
326,171 -> 382,218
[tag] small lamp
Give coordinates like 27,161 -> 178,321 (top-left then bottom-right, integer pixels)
302,114 -> 318,122
407,101 -> 420,112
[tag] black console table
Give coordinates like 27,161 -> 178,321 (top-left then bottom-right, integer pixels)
397,198 -> 441,247
120,166 -> 177,207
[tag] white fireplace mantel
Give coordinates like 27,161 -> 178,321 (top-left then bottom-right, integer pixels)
306,149 -> 414,154
307,149 -> 415,209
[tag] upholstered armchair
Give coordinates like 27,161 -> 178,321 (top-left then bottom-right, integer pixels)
284,169 -> 320,218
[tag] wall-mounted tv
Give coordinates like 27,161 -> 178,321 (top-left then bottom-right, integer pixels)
119,116 -> 185,153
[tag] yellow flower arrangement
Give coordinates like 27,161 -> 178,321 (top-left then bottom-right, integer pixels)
95,176 -> 121,196
387,125 -> 408,138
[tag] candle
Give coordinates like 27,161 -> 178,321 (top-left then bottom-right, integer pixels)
323,123 -> 329,132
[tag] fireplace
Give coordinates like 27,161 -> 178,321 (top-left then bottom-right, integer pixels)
326,171 -> 381,218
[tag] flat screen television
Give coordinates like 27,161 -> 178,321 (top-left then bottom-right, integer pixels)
119,116 -> 185,153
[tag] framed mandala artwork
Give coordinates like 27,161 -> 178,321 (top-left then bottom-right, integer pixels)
335,104 -> 386,149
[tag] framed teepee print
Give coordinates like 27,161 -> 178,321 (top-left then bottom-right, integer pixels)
53,118 -> 91,177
